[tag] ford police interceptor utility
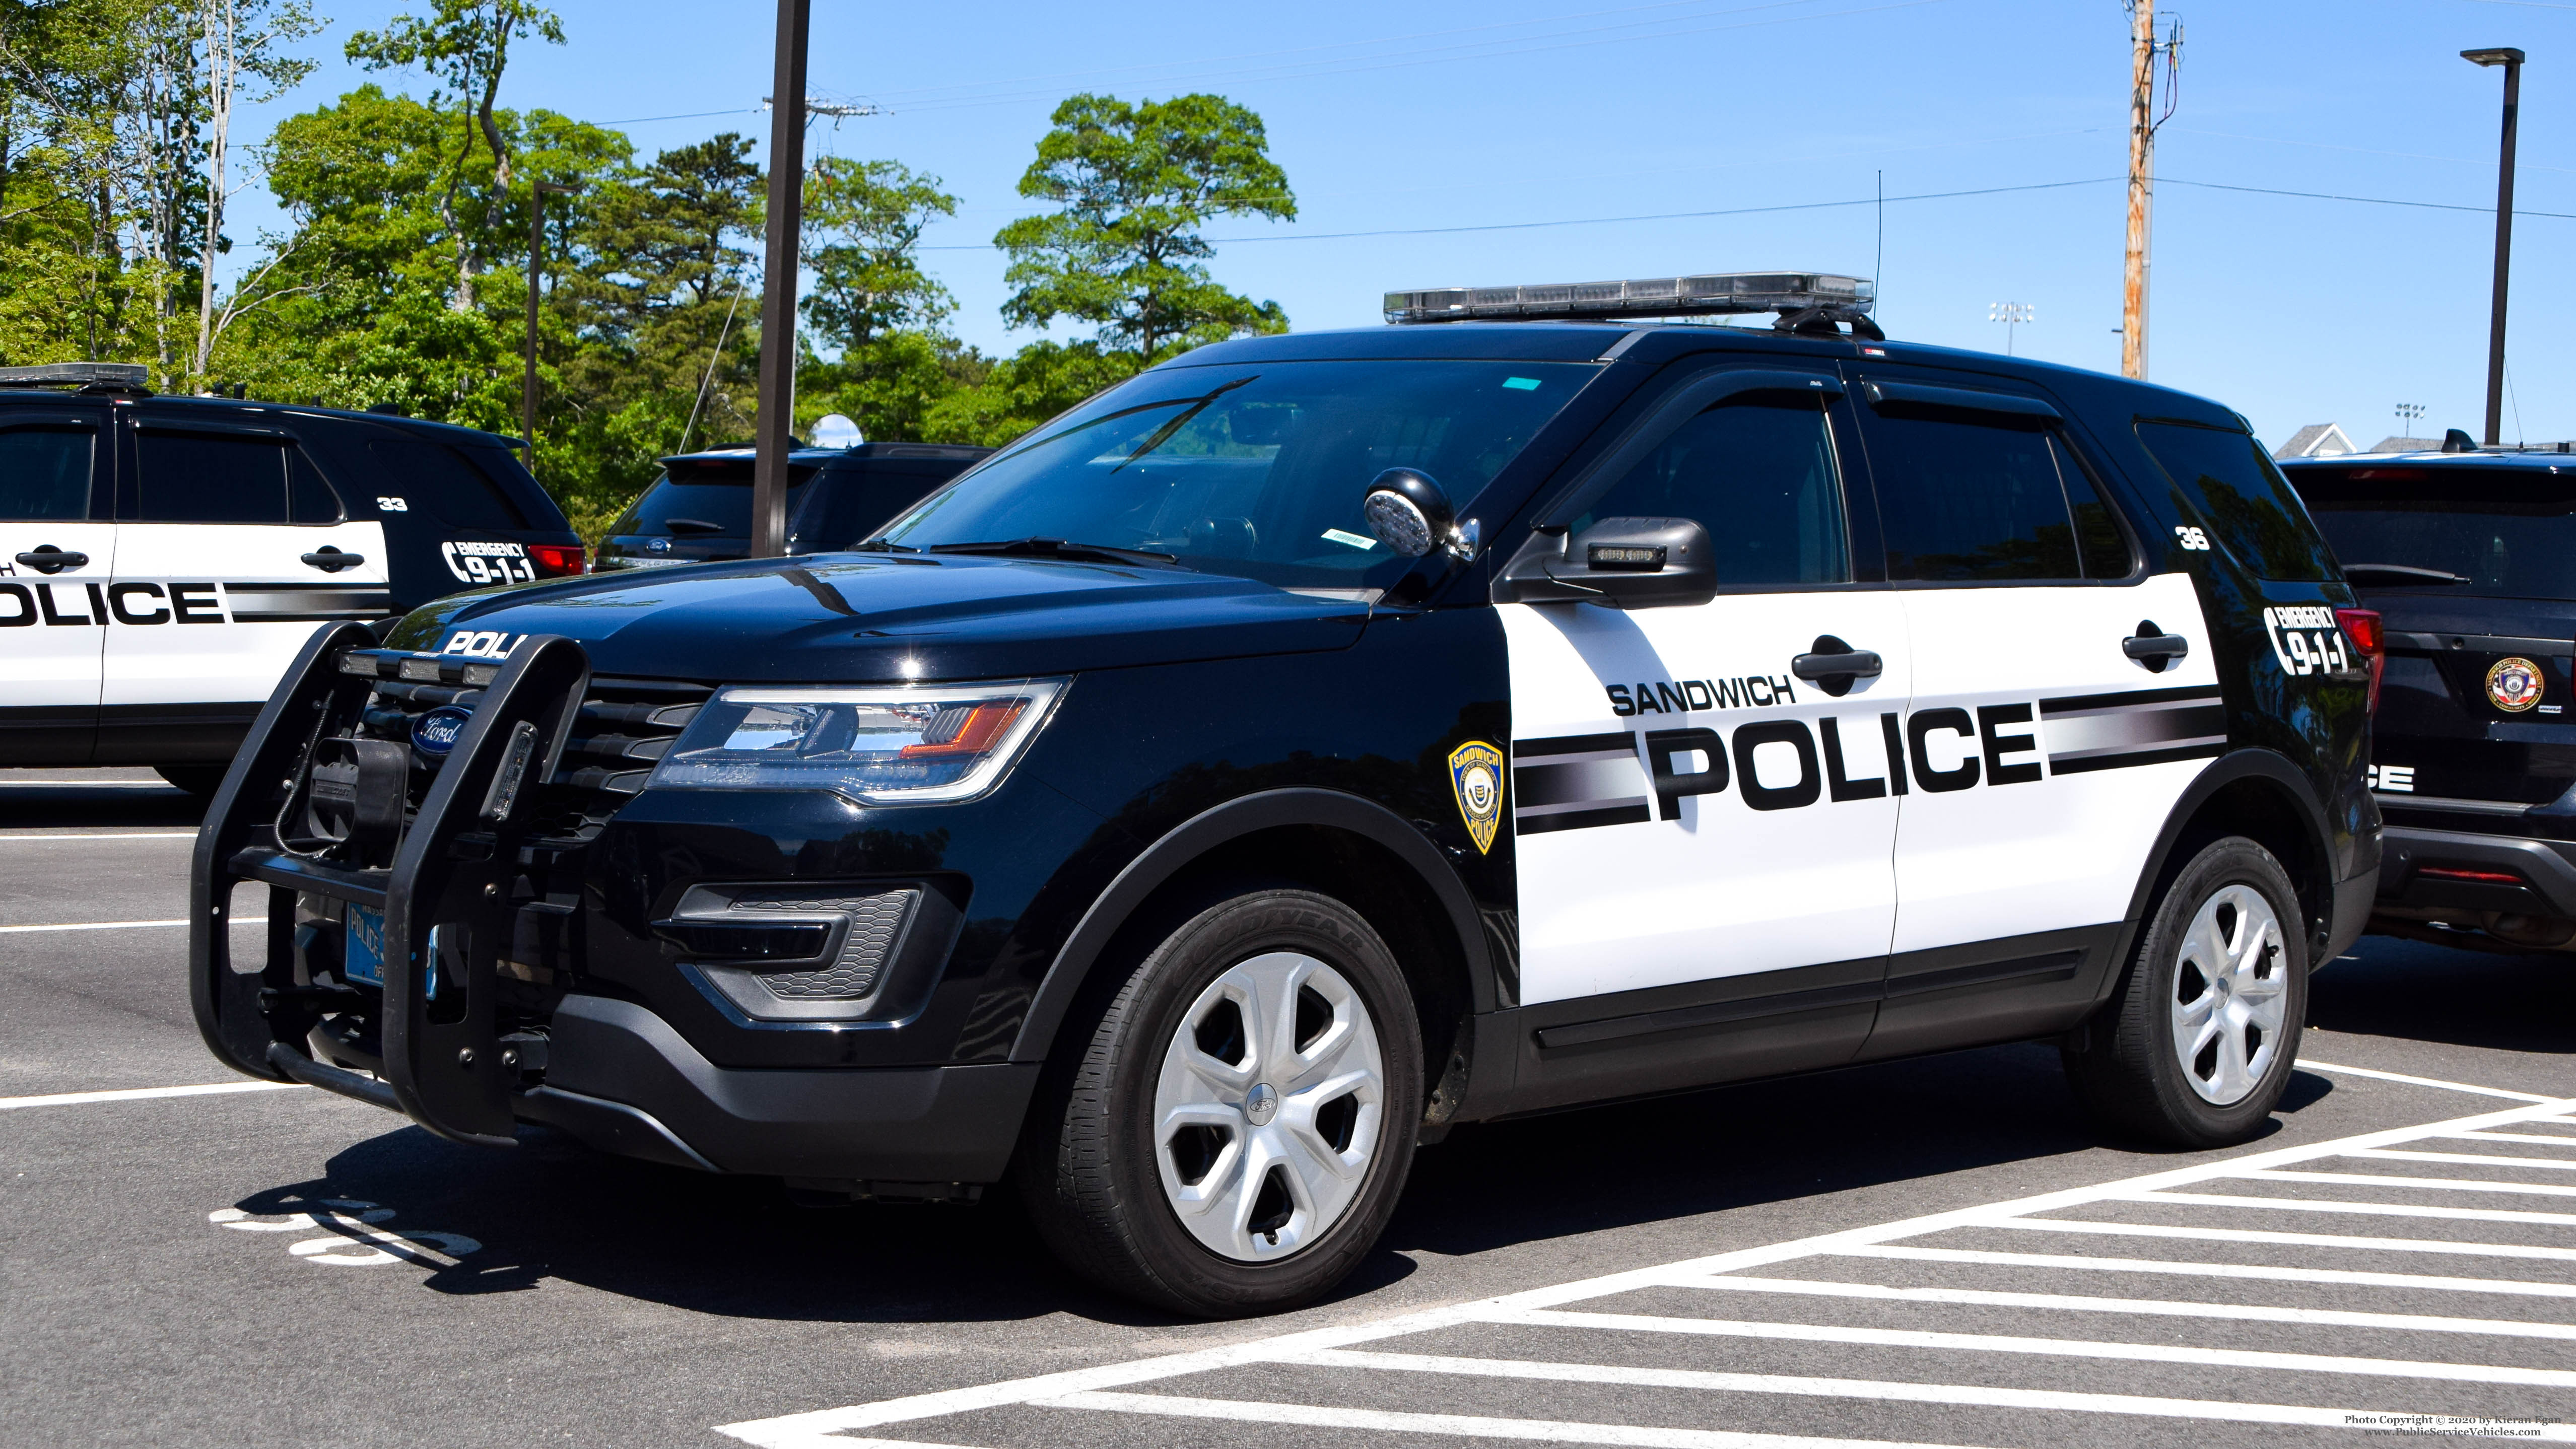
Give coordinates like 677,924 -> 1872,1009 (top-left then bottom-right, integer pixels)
188,273 -> 2380,1316
0,363 -> 584,792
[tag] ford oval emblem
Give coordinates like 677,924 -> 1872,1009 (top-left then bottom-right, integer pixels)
413,705 -> 473,756
646,536 -> 671,553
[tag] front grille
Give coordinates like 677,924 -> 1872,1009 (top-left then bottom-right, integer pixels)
336,651 -> 711,840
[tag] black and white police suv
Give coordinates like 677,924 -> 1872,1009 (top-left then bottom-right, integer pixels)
1,362 -> 585,792
2282,444 -> 2576,952
189,273 -> 2381,1316
594,440 -> 990,572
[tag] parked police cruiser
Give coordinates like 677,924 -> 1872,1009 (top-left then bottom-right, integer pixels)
189,273 -> 2380,1316
0,362 -> 584,792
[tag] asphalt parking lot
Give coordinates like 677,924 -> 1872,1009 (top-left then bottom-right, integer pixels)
4,769 -> 2572,1449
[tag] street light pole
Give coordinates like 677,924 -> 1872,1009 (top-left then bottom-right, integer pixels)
2463,46 -> 2524,449
524,179 -> 583,455
751,0 -> 812,560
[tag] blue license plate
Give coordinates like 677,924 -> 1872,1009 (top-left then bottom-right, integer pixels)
343,904 -> 386,987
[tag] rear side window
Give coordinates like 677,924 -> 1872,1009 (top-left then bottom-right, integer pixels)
1569,394 -> 1850,586
2134,422 -> 2335,581
367,439 -> 528,529
135,430 -> 293,524
0,425 -> 96,520
1865,414 -> 2130,582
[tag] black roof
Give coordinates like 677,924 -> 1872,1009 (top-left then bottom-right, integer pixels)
0,385 -> 526,450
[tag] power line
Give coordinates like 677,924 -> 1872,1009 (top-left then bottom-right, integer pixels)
2161,176 -> 2576,220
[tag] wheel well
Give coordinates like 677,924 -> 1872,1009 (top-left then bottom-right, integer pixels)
1090,824 -> 1477,1112
2163,776 -> 2329,951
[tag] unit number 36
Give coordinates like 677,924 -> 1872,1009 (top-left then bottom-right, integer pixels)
2173,525 -> 2211,551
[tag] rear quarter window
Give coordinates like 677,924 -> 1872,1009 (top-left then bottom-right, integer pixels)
2134,421 -> 2337,582
366,439 -> 529,529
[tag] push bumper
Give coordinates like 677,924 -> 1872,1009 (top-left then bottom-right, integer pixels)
520,995 -> 1035,1183
2378,825 -> 2576,920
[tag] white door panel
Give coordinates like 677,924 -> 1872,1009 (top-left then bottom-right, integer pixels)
102,520 -> 390,707
0,521 -> 116,707
1889,571 -> 2219,953
1506,593 -> 1911,1005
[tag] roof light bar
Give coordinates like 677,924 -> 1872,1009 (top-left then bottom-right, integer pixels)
1384,271 -> 1874,325
0,361 -> 149,388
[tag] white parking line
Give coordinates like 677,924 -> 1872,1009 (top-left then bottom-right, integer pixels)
0,919 -> 187,935
716,1088 -> 2576,1448
2298,1059 -> 2558,1101
2442,1131 -> 2576,1147
1287,1348 -> 2549,1434
2244,1167 -> 2576,1198
2359,1148 -> 2576,1171
1492,1307 -> 2576,1389
2111,1188 -> 2576,1225
0,1081 -> 301,1110
1826,1244 -> 2576,1299
1036,1391 -> 1995,1449
0,833 -> 198,842
1677,1274 -> 2576,1341
1990,1216 -> 2576,1263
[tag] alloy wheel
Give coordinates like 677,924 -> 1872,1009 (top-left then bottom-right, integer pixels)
2169,882 -> 2289,1105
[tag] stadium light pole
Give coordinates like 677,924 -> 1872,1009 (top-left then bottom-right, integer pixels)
2463,46 -> 2523,449
524,179 -> 583,457
751,0 -> 812,559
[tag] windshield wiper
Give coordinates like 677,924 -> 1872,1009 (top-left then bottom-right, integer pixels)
925,538 -> 1181,568
849,538 -> 920,553
2343,563 -> 2470,586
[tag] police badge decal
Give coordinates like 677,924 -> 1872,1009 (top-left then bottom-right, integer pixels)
1449,741 -> 1504,855
2487,656 -> 2544,713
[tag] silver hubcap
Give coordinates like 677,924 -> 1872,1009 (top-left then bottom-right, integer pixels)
1153,951 -> 1385,1262
2170,883 -> 2289,1105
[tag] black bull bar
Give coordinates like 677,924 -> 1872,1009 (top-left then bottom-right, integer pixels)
189,624 -> 590,1147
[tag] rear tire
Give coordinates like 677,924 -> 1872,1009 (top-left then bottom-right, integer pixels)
1016,887 -> 1422,1317
155,764 -> 226,798
2065,836 -> 2308,1148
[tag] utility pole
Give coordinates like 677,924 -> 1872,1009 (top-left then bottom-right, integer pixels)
750,0 -> 813,560
2464,47 -> 2524,449
524,180 -> 582,455
2121,2 -> 2177,381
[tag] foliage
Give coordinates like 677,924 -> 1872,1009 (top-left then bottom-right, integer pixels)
994,92 -> 1293,362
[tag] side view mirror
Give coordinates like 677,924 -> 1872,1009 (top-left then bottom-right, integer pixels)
1362,468 -> 1476,560
1493,517 -> 1718,609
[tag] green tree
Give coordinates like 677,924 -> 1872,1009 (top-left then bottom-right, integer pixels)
994,92 -> 1293,362
345,0 -> 564,311
792,156 -> 984,443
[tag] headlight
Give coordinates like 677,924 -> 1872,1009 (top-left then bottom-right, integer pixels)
647,679 -> 1066,804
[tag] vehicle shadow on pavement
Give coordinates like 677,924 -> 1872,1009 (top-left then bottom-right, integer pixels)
2312,932 -> 2576,1054
0,779 -> 206,830
257,1040 -> 2332,1327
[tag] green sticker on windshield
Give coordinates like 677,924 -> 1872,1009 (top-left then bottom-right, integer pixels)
1503,377 -> 1541,390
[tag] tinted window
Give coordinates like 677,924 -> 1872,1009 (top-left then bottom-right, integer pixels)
289,449 -> 344,523
798,465 -> 962,551
1868,414 -> 2124,582
366,439 -> 528,529
879,359 -> 1597,590
1571,395 -> 1848,586
2135,422 -> 2335,581
2291,465 -> 2576,599
0,426 -> 95,520
618,472 -> 815,539
135,430 -> 290,523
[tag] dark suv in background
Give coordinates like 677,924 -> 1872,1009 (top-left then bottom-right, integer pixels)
2285,447 -> 2576,952
594,442 -> 991,571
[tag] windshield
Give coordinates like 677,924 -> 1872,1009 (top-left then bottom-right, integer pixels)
875,358 -> 1600,590
2291,464 -> 2576,599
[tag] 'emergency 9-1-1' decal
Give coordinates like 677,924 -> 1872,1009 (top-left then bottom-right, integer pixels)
1513,684 -> 2224,835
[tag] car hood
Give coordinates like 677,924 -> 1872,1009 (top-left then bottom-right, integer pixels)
381,553 -> 1376,682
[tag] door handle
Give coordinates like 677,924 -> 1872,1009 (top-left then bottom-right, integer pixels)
1791,636 -> 1884,697
2123,620 -> 2189,671
13,545 -> 88,574
301,547 -> 365,573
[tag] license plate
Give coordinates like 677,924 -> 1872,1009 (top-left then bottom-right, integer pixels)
343,904 -> 387,988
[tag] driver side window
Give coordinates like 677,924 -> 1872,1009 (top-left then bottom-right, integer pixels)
1570,394 -> 1851,586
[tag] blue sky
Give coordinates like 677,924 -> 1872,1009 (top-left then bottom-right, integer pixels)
223,0 -> 2573,450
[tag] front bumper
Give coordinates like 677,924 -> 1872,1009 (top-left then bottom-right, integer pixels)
520,995 -> 1034,1182
2378,824 -> 2576,920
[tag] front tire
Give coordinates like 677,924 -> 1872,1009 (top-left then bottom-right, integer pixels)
1017,887 -> 1423,1317
2064,836 -> 2308,1148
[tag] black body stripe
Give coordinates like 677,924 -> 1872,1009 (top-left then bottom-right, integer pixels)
1515,731 -> 1635,758
2046,740 -> 2228,775
2039,683 -> 2222,716
1515,802 -> 1651,835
